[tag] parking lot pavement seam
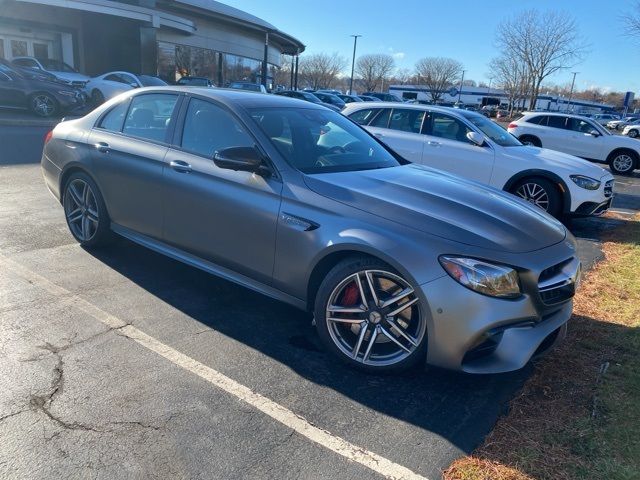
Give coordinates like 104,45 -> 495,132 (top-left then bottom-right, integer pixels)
0,253 -> 430,480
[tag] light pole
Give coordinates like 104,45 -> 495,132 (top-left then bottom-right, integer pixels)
567,71 -> 578,112
457,70 -> 466,104
349,34 -> 361,95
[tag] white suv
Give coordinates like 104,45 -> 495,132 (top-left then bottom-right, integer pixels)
508,112 -> 639,176
342,103 -> 614,218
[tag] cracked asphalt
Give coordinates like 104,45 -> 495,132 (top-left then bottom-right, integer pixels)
0,125 -> 639,480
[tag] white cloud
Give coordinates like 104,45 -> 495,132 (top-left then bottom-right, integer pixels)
392,52 -> 406,60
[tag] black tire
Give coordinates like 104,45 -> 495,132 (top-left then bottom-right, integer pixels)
314,256 -> 428,373
628,129 -> 638,139
29,92 -> 58,117
608,150 -> 637,176
62,171 -> 112,247
519,135 -> 542,147
510,177 -> 562,218
91,89 -> 105,106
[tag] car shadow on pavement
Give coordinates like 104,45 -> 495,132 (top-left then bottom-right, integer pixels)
86,237 -> 534,458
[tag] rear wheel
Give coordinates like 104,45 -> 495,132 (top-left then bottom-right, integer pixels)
314,256 -> 428,373
608,150 -> 637,175
628,129 -> 638,138
63,172 -> 111,247
91,89 -> 105,106
519,135 -> 541,147
511,177 -> 562,218
29,93 -> 58,117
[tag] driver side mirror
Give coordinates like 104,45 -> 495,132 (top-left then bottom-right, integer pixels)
213,146 -> 270,176
466,131 -> 486,146
130,82 -> 139,89
586,130 -> 600,137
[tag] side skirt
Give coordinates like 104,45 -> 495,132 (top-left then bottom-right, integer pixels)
111,223 -> 307,311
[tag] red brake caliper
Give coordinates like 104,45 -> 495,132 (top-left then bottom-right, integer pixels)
340,281 -> 360,306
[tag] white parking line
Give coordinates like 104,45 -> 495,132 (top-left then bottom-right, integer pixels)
1,254 -> 428,480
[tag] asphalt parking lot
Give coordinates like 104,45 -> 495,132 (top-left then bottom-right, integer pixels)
1,126 -> 639,480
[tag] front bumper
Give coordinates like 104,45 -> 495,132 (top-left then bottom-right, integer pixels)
569,176 -> 614,216
419,248 -> 579,374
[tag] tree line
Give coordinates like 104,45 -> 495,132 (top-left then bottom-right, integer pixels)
275,7 -> 635,110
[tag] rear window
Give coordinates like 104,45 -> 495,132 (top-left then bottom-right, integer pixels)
121,93 -> 179,142
137,75 -> 167,87
547,116 -> 567,129
526,115 -> 547,125
347,108 -> 380,125
98,100 -> 129,132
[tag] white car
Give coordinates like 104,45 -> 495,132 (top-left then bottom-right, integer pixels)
342,103 -> 614,218
11,56 -> 90,89
508,112 -> 639,175
86,71 -> 167,104
592,113 -> 619,125
607,117 -> 640,131
622,122 -> 640,138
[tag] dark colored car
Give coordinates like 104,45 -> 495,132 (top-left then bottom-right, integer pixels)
362,92 -> 403,102
358,95 -> 382,102
229,81 -> 267,93
337,94 -> 363,104
0,59 -> 84,117
313,91 -> 346,110
274,90 -> 341,112
177,76 -> 213,87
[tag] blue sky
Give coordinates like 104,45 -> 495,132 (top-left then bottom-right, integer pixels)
227,0 -> 639,93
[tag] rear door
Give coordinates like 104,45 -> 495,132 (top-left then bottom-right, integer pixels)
537,115 -> 571,150
420,111 -> 495,184
88,92 -> 181,239
366,107 -> 425,162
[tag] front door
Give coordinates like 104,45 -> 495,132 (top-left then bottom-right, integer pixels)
89,92 -> 181,239
564,117 -> 606,160
162,97 -> 282,284
420,111 -> 495,184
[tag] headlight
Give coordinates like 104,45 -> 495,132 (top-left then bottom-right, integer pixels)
57,90 -> 76,97
439,256 -> 521,298
570,175 -> 601,190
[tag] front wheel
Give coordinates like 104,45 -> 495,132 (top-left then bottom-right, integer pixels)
63,172 -> 112,247
30,93 -> 58,117
628,129 -> 638,139
608,151 -> 637,175
91,89 -> 105,106
511,177 -> 562,218
314,257 -> 428,373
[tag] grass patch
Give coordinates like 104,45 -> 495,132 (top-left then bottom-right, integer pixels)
445,214 -> 640,480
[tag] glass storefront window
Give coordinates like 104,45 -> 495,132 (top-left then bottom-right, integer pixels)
11,40 -> 27,57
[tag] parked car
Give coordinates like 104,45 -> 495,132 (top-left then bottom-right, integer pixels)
622,122 -> 640,138
496,109 -> 511,120
0,59 -> 84,117
312,91 -> 346,110
358,95 -> 382,102
274,90 -> 341,112
229,81 -> 267,93
592,113 -> 619,125
86,72 -> 167,104
177,76 -> 213,87
362,92 -> 403,102
11,56 -> 90,89
607,117 -> 640,131
337,94 -> 363,104
508,112 -> 640,175
315,89 -> 342,95
42,87 -> 579,374
343,102 -> 614,218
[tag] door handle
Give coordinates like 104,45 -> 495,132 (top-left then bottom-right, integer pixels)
94,142 -> 110,153
170,160 -> 192,173
427,141 -> 441,147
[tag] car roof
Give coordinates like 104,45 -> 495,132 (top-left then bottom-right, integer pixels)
343,101 -> 478,116
519,111 -> 593,120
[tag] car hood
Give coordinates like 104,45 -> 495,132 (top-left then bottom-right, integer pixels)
50,71 -> 90,82
304,164 -> 566,253
501,146 -> 611,179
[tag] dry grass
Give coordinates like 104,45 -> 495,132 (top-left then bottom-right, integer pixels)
444,213 -> 640,480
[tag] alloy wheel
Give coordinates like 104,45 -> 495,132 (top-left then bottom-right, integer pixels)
64,179 -> 99,242
32,94 -> 55,117
612,154 -> 634,173
515,182 -> 550,211
325,269 -> 425,367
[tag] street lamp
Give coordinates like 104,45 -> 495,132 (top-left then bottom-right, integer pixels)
349,34 -> 362,95
567,71 -> 578,112
457,70 -> 466,103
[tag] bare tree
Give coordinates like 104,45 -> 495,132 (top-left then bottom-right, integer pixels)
461,79 -> 477,87
495,9 -> 586,109
414,57 -> 463,103
623,1 -> 640,38
355,54 -> 396,92
298,52 -> 347,90
489,53 -> 530,113
393,67 -> 414,85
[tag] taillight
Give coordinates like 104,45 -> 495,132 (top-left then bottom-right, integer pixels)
507,123 -> 517,130
44,130 -> 53,144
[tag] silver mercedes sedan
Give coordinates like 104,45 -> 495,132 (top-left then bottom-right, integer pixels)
41,87 -> 580,374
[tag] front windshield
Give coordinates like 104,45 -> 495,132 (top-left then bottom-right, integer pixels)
250,107 -> 401,174
42,59 -> 77,72
138,75 -> 168,87
461,113 -> 522,147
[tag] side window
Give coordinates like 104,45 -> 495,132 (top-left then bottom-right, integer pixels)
369,108 -> 391,128
526,115 -> 546,125
388,109 -> 425,134
104,74 -> 124,83
122,93 -> 178,142
547,116 -> 567,129
98,100 -> 129,132
181,98 -> 253,158
348,108 -> 380,125
119,73 -> 137,85
429,113 -> 473,143
568,118 -> 595,133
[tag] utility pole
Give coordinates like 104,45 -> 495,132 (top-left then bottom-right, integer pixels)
567,71 -> 578,112
349,34 -> 361,95
457,70 -> 466,104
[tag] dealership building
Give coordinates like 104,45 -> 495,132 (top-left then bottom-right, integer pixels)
0,0 -> 305,88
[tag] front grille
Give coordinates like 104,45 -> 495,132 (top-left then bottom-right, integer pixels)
604,179 -> 613,198
538,257 -> 580,306
71,80 -> 87,88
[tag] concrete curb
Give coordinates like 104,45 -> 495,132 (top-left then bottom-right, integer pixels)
0,117 -> 60,128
